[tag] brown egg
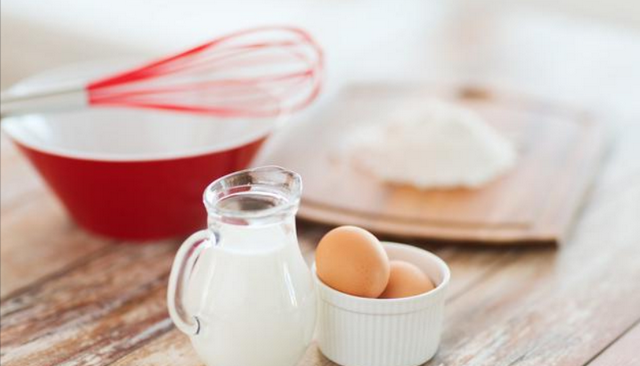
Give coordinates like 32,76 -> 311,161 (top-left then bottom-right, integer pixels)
379,260 -> 435,299
315,226 -> 390,298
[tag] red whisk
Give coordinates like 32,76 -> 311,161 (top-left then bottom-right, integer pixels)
0,26 -> 323,118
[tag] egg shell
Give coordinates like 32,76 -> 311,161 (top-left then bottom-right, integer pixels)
315,226 -> 390,298
379,260 -> 435,299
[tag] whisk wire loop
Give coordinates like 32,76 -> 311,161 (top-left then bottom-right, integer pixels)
85,26 -> 323,118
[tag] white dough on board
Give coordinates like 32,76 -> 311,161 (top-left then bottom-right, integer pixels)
344,99 -> 517,189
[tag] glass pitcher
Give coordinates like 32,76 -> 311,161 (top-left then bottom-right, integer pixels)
168,166 -> 316,366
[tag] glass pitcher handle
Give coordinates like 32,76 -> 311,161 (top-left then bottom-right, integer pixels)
167,230 -> 212,336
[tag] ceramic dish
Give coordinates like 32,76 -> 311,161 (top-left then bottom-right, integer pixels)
314,242 -> 450,366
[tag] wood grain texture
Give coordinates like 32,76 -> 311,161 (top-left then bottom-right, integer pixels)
586,322 -> 640,366
0,243 -> 177,366
429,189 -> 640,366
258,84 -> 608,245
0,225 -> 512,366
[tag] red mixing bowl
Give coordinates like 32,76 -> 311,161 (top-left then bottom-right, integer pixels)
2,107 -> 276,241
1,62 -> 280,240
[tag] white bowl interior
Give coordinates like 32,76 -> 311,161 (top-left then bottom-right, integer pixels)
2,108 -> 277,161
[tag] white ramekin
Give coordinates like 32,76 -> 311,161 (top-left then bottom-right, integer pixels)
314,242 -> 450,366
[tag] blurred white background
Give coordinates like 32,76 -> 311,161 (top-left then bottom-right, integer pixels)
2,0 -> 639,116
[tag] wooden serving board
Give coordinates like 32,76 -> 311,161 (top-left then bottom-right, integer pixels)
258,84 -> 608,245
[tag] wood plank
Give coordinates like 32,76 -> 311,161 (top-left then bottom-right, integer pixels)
108,330 -> 198,366
423,185 -> 640,366
0,242 -> 178,366
110,241 -> 517,365
0,193 -> 113,298
0,226 -> 512,365
586,322 -> 640,366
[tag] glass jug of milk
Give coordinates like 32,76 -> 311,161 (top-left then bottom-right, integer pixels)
168,166 -> 316,366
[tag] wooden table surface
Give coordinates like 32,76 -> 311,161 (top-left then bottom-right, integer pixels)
2,10 -> 640,366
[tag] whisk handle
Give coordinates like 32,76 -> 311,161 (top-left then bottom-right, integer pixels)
1,85 -> 88,118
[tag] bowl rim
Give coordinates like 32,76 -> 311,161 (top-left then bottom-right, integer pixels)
1,113 -> 278,162
1,59 -> 282,162
313,241 -> 451,305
